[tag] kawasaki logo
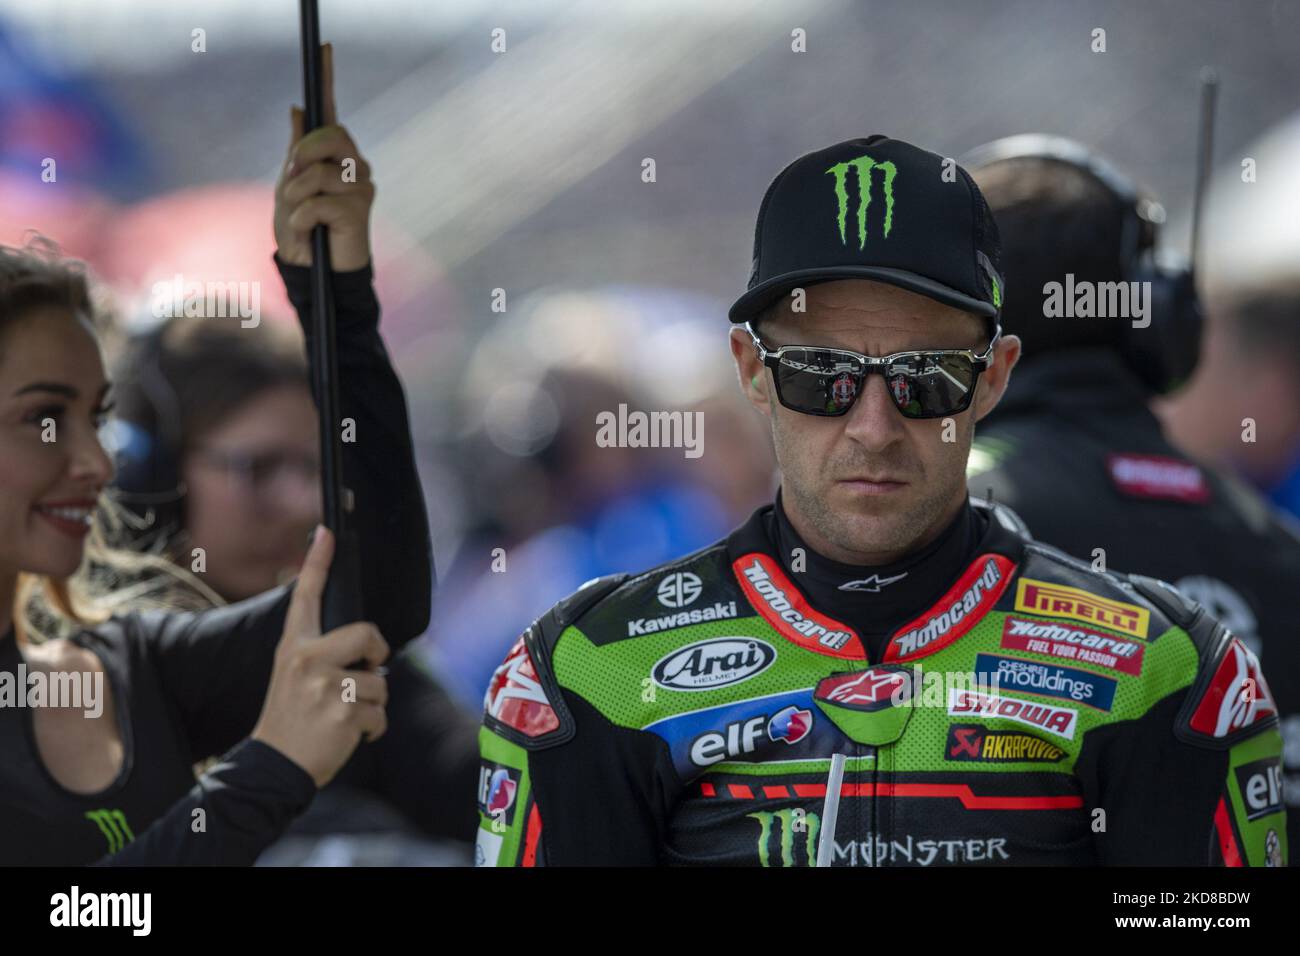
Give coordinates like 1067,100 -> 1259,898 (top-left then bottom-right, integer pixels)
85,808 -> 134,854
749,808 -> 821,867
827,154 -> 897,250
651,638 -> 776,691
627,601 -> 738,636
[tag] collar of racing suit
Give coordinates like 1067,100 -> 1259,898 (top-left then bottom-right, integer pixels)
752,490 -> 992,662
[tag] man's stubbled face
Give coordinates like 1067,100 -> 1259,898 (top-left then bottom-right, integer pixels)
732,280 -> 1015,565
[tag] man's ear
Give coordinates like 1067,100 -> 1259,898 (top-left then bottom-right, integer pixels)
972,333 -> 1021,423
729,326 -> 771,415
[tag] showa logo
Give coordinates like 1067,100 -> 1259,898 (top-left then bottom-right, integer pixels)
595,404 -> 703,459
150,274 -> 261,328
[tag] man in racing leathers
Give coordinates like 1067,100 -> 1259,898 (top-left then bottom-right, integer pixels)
475,136 -> 1287,866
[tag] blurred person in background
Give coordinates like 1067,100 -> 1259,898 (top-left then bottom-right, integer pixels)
1161,281 -> 1300,518
428,362 -> 753,708
0,197 -> 413,863
110,314 -> 478,865
1159,114 -> 1300,521
965,136 -> 1300,853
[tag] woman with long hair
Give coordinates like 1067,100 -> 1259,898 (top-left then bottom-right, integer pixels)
0,54 -> 431,864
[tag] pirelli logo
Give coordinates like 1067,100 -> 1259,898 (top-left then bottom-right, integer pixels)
1013,578 -> 1150,639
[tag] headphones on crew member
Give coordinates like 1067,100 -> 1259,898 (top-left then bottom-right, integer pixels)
106,324 -> 189,542
961,134 -> 1203,395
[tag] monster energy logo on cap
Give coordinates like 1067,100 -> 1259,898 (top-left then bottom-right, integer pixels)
85,808 -> 135,853
827,154 -> 897,250
748,808 -> 821,867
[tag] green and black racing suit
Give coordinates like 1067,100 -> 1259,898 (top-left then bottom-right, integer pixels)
476,495 -> 1287,866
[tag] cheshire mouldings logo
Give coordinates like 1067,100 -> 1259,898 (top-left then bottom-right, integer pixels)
826,154 -> 897,250
651,637 -> 776,691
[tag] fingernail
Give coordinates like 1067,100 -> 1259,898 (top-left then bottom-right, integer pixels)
308,525 -> 321,548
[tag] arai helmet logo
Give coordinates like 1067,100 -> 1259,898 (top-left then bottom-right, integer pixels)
651,638 -> 777,691
657,572 -> 703,608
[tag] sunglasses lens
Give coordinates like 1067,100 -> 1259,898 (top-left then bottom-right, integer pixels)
774,349 -> 862,416
885,354 -> 977,418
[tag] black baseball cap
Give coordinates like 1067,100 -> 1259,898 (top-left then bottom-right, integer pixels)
729,135 -> 1005,326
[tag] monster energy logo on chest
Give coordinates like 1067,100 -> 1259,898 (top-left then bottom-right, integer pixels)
85,808 -> 134,853
826,154 -> 897,250
748,808 -> 821,867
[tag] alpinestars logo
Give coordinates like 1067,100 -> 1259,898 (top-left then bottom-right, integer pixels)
827,155 -> 897,250
839,572 -> 907,593
85,808 -> 134,853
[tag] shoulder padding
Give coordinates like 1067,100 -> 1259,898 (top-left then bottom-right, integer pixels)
535,573 -> 630,656
970,495 -> 1033,539
482,574 -> 628,752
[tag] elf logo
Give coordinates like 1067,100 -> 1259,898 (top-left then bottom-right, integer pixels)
1235,759 -> 1284,821
478,764 -> 517,816
689,705 -> 814,766
652,638 -> 776,691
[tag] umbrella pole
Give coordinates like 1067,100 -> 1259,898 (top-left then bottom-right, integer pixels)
300,0 -> 362,629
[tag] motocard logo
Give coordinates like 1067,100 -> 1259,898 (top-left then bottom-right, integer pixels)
973,654 -> 1118,710
732,553 -> 864,658
484,634 -> 561,738
651,638 -> 776,691
945,725 -> 1065,763
1189,637 -> 1278,738
1000,617 -> 1145,676
1234,759 -> 1284,821
947,687 -> 1079,740
627,601 -> 738,636
689,705 -> 814,766
885,554 -> 1014,660
815,668 -> 913,712
657,572 -> 702,608
1013,578 -> 1150,639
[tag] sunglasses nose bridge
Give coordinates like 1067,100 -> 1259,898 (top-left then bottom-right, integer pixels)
842,366 -> 910,435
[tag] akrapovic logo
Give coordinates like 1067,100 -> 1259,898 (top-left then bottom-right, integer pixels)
651,638 -> 776,691
739,556 -> 855,651
826,154 -> 897,250
891,558 -> 1005,658
627,601 -> 738,636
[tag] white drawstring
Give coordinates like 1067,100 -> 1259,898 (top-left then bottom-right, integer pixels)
815,752 -> 848,867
